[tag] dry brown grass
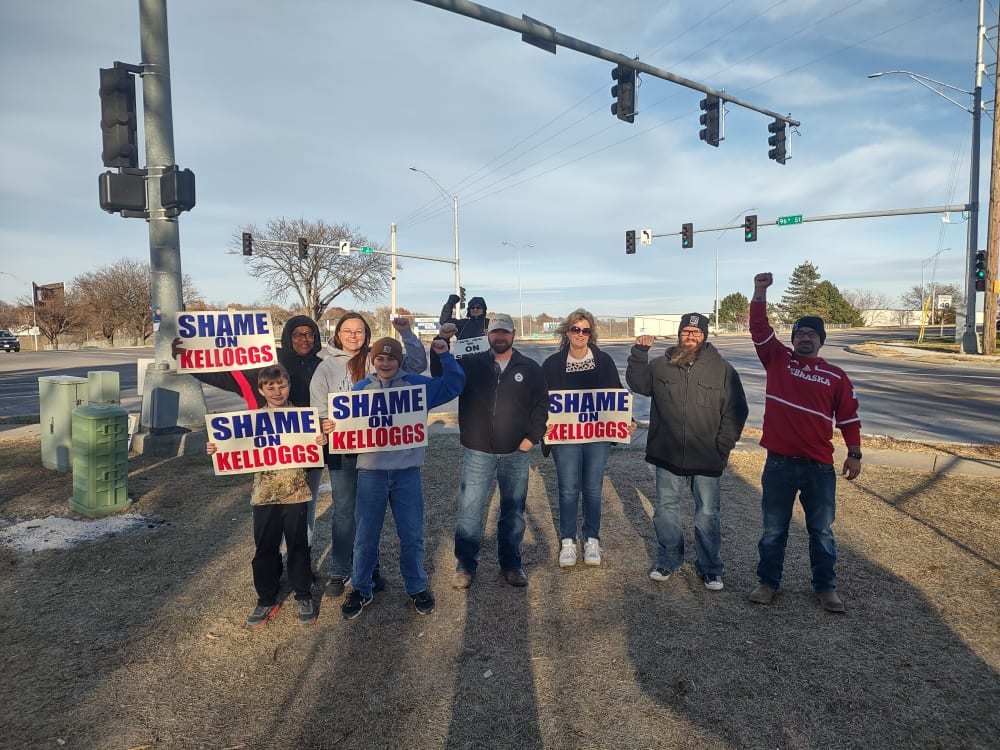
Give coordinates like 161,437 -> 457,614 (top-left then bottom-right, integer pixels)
1,435 -> 997,749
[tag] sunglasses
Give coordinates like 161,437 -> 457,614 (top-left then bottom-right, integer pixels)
569,326 -> 592,335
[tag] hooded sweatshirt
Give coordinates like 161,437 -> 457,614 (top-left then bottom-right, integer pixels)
433,295 -> 488,376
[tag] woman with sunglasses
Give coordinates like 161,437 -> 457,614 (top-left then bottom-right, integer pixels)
542,309 -> 627,568
310,313 -> 427,596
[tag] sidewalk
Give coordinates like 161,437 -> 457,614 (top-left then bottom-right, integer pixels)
846,341 -> 1000,368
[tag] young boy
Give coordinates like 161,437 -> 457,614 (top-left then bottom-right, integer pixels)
207,364 -> 330,626
326,334 -> 464,620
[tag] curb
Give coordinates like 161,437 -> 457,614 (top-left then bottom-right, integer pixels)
845,344 -> 1000,368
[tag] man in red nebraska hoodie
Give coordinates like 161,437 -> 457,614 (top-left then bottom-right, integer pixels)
748,272 -> 862,613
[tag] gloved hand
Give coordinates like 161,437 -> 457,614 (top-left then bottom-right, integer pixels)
447,294 -> 461,305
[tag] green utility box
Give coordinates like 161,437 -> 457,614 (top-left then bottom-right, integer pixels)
71,403 -> 129,518
39,375 -> 89,472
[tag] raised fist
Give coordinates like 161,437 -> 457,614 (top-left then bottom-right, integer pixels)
431,337 -> 449,355
754,272 -> 773,289
635,335 -> 655,349
439,322 -> 458,340
447,293 -> 461,305
391,317 -> 411,332
171,336 -> 184,360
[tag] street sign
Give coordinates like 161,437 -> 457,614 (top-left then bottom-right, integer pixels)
936,295 -> 952,309
777,214 -> 803,226
338,240 -> 351,257
640,228 -> 652,246
360,246 -> 374,254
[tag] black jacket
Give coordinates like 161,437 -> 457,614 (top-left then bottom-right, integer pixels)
432,295 -> 488,376
626,342 -> 748,477
458,349 -> 549,454
541,344 -> 623,391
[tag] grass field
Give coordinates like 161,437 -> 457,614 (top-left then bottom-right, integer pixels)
1,434 -> 998,749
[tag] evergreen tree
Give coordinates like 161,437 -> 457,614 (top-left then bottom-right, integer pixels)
779,261 -> 822,321
718,292 -> 750,330
814,280 -> 864,326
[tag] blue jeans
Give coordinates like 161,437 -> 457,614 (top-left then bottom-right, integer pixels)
328,455 -> 359,579
352,467 -> 426,597
653,467 -> 723,577
551,442 -> 610,540
454,448 -> 531,573
756,454 -> 838,592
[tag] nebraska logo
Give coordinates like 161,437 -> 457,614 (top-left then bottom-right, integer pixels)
789,366 -> 831,386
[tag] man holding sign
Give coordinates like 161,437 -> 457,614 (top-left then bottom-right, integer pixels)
328,335 -> 465,620
627,313 -> 748,591
205,364 -> 330,627
431,293 -> 488,376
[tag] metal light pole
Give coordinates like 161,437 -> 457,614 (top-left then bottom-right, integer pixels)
501,240 -> 534,332
409,167 -> 461,300
714,207 -> 757,331
869,1 -> 988,352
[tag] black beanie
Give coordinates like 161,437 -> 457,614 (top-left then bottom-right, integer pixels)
679,312 -> 709,339
793,316 -> 826,344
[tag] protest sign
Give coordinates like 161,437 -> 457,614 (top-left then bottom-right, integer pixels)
327,384 -> 428,453
545,388 -> 632,445
205,407 -> 323,476
175,311 -> 277,373
452,335 -> 489,358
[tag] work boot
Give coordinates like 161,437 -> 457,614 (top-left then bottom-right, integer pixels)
453,570 -> 473,590
502,568 -> 529,587
817,590 -> 846,613
749,583 -> 777,604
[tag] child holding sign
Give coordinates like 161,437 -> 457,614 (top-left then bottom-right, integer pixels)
206,364 -> 331,627
328,335 -> 465,620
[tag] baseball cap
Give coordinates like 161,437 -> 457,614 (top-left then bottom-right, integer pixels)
487,313 -> 515,333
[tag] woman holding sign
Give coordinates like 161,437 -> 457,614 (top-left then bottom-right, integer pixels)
542,309 -> 630,568
310,313 -> 427,597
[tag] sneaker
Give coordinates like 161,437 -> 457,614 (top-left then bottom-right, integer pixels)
325,576 -> 348,598
648,567 -> 672,582
411,590 -> 435,615
373,568 -> 386,593
583,538 -> 601,566
296,598 -> 317,623
341,590 -> 373,620
246,603 -> 280,627
558,538 -> 577,568
749,583 -> 777,604
703,575 -> 724,591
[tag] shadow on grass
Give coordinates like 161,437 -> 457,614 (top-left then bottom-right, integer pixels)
609,461 -> 1000,749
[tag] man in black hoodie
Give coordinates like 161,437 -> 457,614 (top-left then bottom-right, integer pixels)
626,313 -> 748,591
431,294 -> 488,376
444,313 -> 548,590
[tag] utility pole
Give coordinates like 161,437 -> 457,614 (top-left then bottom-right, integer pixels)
453,195 -> 461,300
984,19 -> 1000,354
137,0 -> 206,431
961,0 -> 987,353
390,222 -> 398,339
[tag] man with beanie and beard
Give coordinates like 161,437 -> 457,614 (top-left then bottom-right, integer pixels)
431,293 -> 489,376
748,273 -> 862,614
626,313 -> 748,591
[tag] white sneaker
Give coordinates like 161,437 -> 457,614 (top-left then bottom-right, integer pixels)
558,538 -> 577,567
703,575 -> 724,591
583,537 -> 601,566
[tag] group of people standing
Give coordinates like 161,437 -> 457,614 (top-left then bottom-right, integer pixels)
187,269 -> 864,626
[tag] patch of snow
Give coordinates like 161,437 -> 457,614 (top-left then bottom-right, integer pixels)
0,514 -> 159,553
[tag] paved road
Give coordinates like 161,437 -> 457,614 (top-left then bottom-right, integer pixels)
2,329 -> 998,444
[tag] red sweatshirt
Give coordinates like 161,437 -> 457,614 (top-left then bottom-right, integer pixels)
750,301 -> 861,464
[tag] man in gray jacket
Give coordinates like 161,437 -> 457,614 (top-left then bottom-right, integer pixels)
626,313 -> 748,590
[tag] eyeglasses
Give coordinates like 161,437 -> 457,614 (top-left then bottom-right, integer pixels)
569,326 -> 592,335
291,331 -> 315,340
680,330 -> 704,338
340,330 -> 366,337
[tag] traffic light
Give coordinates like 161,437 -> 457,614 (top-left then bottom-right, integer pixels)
242,232 -> 253,256
460,286 -> 466,305
99,67 -> 138,168
298,237 -> 309,260
744,214 -> 758,242
611,64 -> 636,123
768,118 -> 787,164
681,223 -> 693,250
625,230 -> 636,255
699,95 -> 721,147
975,250 -> 987,292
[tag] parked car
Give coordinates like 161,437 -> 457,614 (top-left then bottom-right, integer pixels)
0,330 -> 20,353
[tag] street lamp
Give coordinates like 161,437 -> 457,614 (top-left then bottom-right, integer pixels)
409,167 -> 461,301
715,207 -> 757,332
868,8 -> 986,354
501,240 -> 535,333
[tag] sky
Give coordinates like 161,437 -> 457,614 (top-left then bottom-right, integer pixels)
1,0 -> 995,319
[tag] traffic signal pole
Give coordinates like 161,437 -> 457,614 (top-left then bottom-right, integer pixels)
137,0 -> 206,431
961,0 -> 987,353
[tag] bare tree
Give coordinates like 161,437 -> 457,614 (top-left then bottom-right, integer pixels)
236,218 -> 392,320
19,286 -> 80,348
843,289 -> 891,326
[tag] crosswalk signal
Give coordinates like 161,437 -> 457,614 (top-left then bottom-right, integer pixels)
625,230 -> 636,255
459,286 -> 466,307
681,223 -> 693,250
699,95 -> 721,147
611,64 -> 636,123
242,232 -> 253,256
99,67 -> 139,168
975,250 -> 987,292
297,237 -> 309,260
744,214 -> 758,242
768,118 -> 787,164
